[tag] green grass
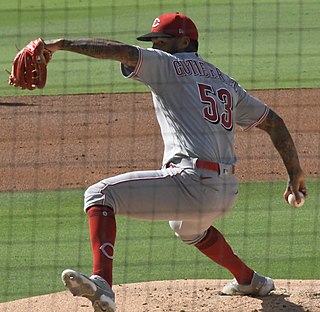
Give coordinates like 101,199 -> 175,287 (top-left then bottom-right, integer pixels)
0,179 -> 319,302
1,0 -> 320,96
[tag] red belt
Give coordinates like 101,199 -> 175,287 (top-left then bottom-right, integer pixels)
195,159 -> 235,174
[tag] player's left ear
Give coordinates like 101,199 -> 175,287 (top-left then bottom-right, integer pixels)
180,36 -> 190,49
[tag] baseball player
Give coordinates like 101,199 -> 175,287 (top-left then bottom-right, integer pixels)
44,13 -> 307,312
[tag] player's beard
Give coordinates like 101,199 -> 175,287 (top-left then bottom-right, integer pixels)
152,39 -> 181,54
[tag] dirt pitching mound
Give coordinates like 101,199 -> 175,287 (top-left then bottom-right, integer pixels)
1,279 -> 320,312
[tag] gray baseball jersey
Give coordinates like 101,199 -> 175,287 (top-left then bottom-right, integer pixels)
121,48 -> 269,167
84,47 -> 269,243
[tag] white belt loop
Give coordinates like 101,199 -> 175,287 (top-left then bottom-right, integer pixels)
192,158 -> 198,170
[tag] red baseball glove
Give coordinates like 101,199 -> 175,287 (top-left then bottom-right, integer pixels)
8,38 -> 52,90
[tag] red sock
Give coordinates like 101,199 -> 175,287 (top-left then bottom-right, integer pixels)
87,205 -> 116,287
195,226 -> 254,284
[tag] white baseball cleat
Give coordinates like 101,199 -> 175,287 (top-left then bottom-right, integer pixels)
61,269 -> 116,312
222,272 -> 275,296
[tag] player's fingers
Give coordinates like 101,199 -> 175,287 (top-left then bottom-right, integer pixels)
284,191 -> 290,203
299,186 -> 307,198
283,182 -> 292,202
293,191 -> 303,204
286,183 -> 307,204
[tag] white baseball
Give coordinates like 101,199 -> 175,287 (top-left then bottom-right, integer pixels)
288,191 -> 305,208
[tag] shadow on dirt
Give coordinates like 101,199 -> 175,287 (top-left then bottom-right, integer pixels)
0,102 -> 36,107
260,293 -> 307,312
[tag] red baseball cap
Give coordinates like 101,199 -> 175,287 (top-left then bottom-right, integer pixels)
137,13 -> 198,41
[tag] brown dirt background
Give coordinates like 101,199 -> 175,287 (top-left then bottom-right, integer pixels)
0,89 -> 319,311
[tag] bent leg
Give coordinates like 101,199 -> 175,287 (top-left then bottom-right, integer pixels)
195,226 -> 254,284
169,221 -> 254,284
84,167 -> 192,287
84,166 -> 239,286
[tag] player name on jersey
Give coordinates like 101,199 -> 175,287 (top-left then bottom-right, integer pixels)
172,58 -> 238,91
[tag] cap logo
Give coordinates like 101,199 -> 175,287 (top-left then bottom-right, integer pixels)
152,18 -> 160,28
178,28 -> 184,34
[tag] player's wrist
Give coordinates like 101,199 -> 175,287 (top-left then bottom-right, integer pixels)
44,38 -> 64,53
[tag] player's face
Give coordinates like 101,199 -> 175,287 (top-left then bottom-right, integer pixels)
151,37 -> 186,54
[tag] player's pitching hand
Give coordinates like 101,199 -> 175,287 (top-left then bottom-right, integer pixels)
284,170 -> 307,208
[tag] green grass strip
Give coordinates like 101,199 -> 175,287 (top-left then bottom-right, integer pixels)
0,179 -> 319,302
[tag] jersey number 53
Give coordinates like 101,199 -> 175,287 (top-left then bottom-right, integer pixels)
197,83 -> 233,131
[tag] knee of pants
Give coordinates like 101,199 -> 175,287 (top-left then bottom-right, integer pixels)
168,220 -> 207,245
84,182 -> 108,212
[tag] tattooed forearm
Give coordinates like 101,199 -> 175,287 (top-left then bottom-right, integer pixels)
257,109 -> 302,176
58,38 -> 139,67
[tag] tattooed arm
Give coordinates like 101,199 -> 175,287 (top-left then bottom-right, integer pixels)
256,109 -> 307,203
44,38 -> 139,68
